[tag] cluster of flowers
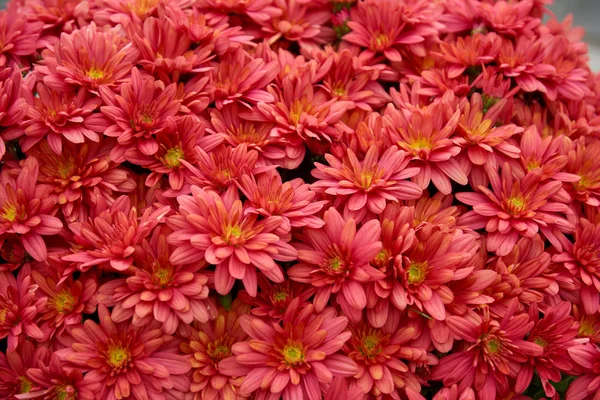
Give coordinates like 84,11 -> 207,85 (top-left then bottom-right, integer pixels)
0,0 -> 600,398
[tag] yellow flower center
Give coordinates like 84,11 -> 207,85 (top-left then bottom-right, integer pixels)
19,377 -> 32,394
1,204 -> 17,222
51,290 -> 77,314
332,82 -> 347,96
210,345 -> 231,362
360,170 -> 374,189
329,257 -> 343,272
141,114 -> 153,124
407,261 -> 427,284
533,337 -> 547,348
483,336 -> 501,354
409,135 -> 433,151
87,68 -> 105,80
272,291 -> 288,302
527,160 -> 541,171
578,319 -> 595,337
153,266 -> 172,288
107,347 -> 130,369
372,33 -> 390,50
506,197 -> 526,214
577,175 -> 591,189
162,147 -> 185,169
57,159 -> 75,179
360,335 -> 381,357
224,225 -> 242,240
289,100 -> 304,126
282,344 -> 305,365
0,308 -> 7,323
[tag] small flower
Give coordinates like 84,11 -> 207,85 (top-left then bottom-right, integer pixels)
434,33 -> 502,79
0,341 -> 49,399
56,305 -> 192,400
167,187 -> 297,296
197,0 -> 282,23
0,68 -> 28,160
312,145 -> 422,221
0,157 -> 63,261
23,354 -> 92,400
0,3 -> 43,67
563,139 -> 600,207
287,207 -> 385,322
219,299 -> 358,399
567,343 -> 600,400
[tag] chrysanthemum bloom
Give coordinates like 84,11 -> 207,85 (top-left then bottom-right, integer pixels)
125,116 -> 221,193
36,23 -> 139,93
180,300 -> 250,400
238,275 -> 315,321
432,302 -> 543,400
96,67 -> 181,162
575,307 -> 600,345
344,319 -> 431,398
515,302 -> 579,397
343,0 -> 442,62
457,163 -> 573,256
0,157 -> 63,261
243,72 -> 351,169
23,354 -> 93,400
56,305 -> 191,400
0,234 -> 26,273
131,16 -> 213,82
0,341 -> 49,398
0,68 -> 28,160
478,0 -> 541,37
0,3 -> 42,67
208,104 -> 285,167
563,139 -> 600,207
14,85 -> 103,154
0,266 -> 46,351
384,99 -> 469,195
330,112 -> 395,161
176,74 -> 212,115
239,170 -> 327,236
219,299 -> 358,399
167,186 -> 297,296
554,218 -> 600,315
22,0 -> 90,40
29,139 -> 136,222
314,47 -> 390,111
312,145 -> 422,222
210,48 -> 279,109
567,343 -> 600,400
434,33 -> 501,79
90,0 -> 166,26
62,196 -> 170,272
287,207 -> 385,322
98,231 -> 215,334
197,0 -> 281,23
31,270 -> 96,337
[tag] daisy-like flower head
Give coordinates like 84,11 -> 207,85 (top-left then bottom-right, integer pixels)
98,230 -> 216,335
90,0 -> 172,26
312,145 -> 422,222
36,23 -> 139,93
575,308 -> 600,344
553,218 -> 600,315
32,270 -> 96,337
22,0 -> 90,39
208,103 -> 284,167
239,170 -> 327,236
15,84 -> 103,154
432,301 -> 543,400
209,48 -> 279,110
566,343 -> 600,400
219,299 -> 358,399
563,138 -> 600,207
287,207 -> 385,322
457,162 -> 573,256
0,3 -> 43,67
331,112 -> 395,161
344,318 -> 432,398
0,341 -> 50,399
0,157 -> 63,261
434,33 -> 502,79
56,305 -> 192,400
343,0 -> 443,62
167,186 -> 297,296
384,98 -> 469,195
197,0 -> 282,23
515,301 -> 579,398
0,68 -> 28,160
23,353 -> 91,400
29,139 -> 136,223
97,67 -> 181,162
478,0 -> 542,37
62,196 -> 170,272
180,300 -> 250,400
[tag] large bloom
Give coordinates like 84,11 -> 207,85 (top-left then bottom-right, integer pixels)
287,207 -> 385,322
0,341 -> 49,399
312,145 -> 422,221
567,343 -> 600,400
56,305 -> 191,400
167,186 -> 297,296
0,157 -> 63,261
22,354 -> 92,400
457,163 -> 573,256
98,231 -> 216,334
0,3 -> 42,67
219,299 -> 358,400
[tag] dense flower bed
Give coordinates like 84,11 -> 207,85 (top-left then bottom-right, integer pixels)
0,0 -> 599,399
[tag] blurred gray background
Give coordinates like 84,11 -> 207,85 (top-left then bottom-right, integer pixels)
0,0 -> 597,69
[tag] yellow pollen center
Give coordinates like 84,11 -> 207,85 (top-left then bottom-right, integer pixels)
579,321 -> 594,337
332,82 -> 347,96
507,197 -> 526,213
485,337 -> 501,353
527,160 -> 541,170
407,262 -> 427,284
153,267 -> 172,287
52,290 -> 77,313
0,308 -> 7,323
410,136 -> 433,151
360,170 -> 374,189
162,147 -> 184,168
578,175 -> 591,189
1,204 -> 17,222
361,335 -> 380,356
107,347 -> 130,369
375,249 -> 389,264
329,257 -> 342,271
19,377 -> 32,394
289,100 -> 304,126
282,344 -> 305,365
533,337 -> 547,348
272,291 -> 288,302
210,345 -> 231,362
87,68 -> 104,80
141,114 -> 153,124
373,33 -> 389,50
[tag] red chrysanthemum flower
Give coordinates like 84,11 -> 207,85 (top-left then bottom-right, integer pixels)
36,23 -> 139,93
0,68 -> 28,160
96,67 -> 181,162
56,305 -> 192,400
563,139 -> 600,207
23,353 -> 92,400
197,0 -> 281,23
62,196 -> 170,272
287,207 -> 385,322
0,157 -> 63,261
22,0 -> 90,40
98,231 -> 216,334
312,145 -> 422,221
180,300 -> 250,400
0,341 -> 49,399
167,186 -> 297,296
457,163 -> 573,256
0,265 -> 46,351
434,33 -> 501,79
343,0 -> 442,62
432,302 -> 543,400
29,139 -> 136,222
0,3 -> 42,67
384,98 -> 469,195
567,343 -> 600,400
219,299 -> 358,399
